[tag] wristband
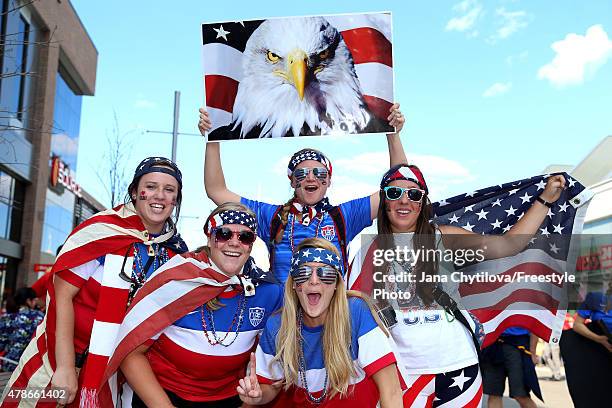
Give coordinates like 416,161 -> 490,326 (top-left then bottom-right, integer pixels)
536,196 -> 553,208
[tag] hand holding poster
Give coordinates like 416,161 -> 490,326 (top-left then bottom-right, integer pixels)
202,12 -> 394,140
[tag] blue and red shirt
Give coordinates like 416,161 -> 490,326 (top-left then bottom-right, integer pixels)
146,274 -> 283,402
241,196 -> 372,283
256,297 -> 396,407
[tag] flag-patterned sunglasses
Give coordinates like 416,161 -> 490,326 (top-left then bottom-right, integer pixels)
292,265 -> 338,285
293,167 -> 328,181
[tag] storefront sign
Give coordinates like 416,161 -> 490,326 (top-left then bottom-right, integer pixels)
34,263 -> 53,273
50,156 -> 82,197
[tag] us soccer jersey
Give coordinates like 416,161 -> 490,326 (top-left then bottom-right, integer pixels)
241,196 -> 372,283
145,278 -> 283,402
256,297 -> 396,407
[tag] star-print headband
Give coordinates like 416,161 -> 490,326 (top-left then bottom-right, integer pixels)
204,210 -> 257,237
380,164 -> 428,194
289,247 -> 343,285
133,157 -> 183,187
287,149 -> 333,179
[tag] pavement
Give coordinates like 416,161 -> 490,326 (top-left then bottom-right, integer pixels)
482,366 -> 573,408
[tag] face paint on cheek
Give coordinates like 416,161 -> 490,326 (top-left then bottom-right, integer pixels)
138,191 -> 147,201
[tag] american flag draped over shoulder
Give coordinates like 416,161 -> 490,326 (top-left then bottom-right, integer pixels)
432,173 -> 593,347
202,13 -> 394,138
1,204 -> 187,408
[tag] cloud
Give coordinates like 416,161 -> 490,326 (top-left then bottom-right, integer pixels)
446,0 -> 483,34
506,50 -> 528,65
50,132 -> 79,158
482,82 -> 512,97
134,98 -> 157,109
538,24 -> 612,87
491,7 -> 529,41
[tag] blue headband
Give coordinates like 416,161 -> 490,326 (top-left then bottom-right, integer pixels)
290,247 -> 343,276
287,150 -> 332,178
133,157 -> 183,187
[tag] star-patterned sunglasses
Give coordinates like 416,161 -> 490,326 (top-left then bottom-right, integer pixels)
293,167 -> 328,182
383,186 -> 425,202
292,265 -> 338,285
212,227 -> 256,245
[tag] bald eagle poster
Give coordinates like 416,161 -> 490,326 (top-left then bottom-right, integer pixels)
202,12 -> 394,140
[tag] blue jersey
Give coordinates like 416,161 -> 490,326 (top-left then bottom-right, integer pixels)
502,327 -> 530,337
147,278 -> 283,401
256,297 -> 396,407
241,196 -> 372,283
577,291 -> 612,332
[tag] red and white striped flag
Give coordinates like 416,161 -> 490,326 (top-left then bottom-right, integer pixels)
202,13 -> 394,139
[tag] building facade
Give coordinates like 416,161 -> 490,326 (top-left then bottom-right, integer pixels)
0,0 -> 102,297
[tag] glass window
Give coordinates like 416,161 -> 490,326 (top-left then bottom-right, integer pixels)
50,71 -> 82,170
0,170 -> 23,242
40,188 -> 75,256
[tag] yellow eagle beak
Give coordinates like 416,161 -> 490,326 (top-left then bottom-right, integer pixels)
287,49 -> 308,100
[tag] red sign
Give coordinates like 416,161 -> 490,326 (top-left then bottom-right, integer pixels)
34,263 -> 53,273
50,156 -> 82,197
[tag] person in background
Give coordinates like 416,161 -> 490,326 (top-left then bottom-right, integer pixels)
482,327 -> 542,408
0,288 -> 44,372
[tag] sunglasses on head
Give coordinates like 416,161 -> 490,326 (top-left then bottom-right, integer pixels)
383,186 -> 425,202
292,265 -> 338,285
212,227 -> 256,245
293,167 -> 328,182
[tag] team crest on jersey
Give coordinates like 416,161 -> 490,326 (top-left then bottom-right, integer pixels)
249,307 -> 265,327
321,225 -> 336,241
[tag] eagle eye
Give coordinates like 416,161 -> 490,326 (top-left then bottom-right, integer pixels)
319,49 -> 330,60
266,51 -> 281,63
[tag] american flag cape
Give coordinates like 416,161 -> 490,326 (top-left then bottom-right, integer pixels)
202,13 -> 394,137
347,173 -> 593,348
0,203 -> 186,408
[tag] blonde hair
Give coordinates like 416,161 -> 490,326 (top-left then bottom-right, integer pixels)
201,202 -> 257,310
273,238 -> 373,398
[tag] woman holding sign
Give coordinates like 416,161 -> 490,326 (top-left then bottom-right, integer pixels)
349,164 -> 566,407
200,104 -> 407,284
236,238 -> 403,407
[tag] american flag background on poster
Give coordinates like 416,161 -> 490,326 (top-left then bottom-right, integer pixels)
202,12 -> 394,140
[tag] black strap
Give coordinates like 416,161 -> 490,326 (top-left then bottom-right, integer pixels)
268,205 -> 349,273
432,286 -> 482,362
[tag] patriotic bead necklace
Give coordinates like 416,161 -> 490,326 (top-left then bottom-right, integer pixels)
200,291 -> 247,347
297,309 -> 328,404
127,243 -> 169,306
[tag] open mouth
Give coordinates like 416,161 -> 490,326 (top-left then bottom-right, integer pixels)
304,185 -> 318,193
149,203 -> 166,214
222,251 -> 241,258
396,209 -> 412,216
306,293 -> 321,305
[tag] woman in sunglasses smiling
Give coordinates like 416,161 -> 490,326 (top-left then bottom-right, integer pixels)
201,103 -> 408,284
237,238 -> 403,407
349,163 -> 566,407
121,202 -> 283,407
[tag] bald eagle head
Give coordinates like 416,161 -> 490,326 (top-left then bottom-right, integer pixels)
231,17 -> 370,138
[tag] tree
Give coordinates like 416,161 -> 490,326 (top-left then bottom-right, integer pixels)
95,112 -> 134,208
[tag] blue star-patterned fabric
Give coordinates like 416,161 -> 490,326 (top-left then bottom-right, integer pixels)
433,173 -> 585,261
290,247 -> 344,275
287,149 -> 332,177
0,307 -> 44,371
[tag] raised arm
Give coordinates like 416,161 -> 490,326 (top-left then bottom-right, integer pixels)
370,103 -> 408,219
200,109 -> 241,205
236,352 -> 281,405
121,344 -> 175,408
440,175 -> 566,259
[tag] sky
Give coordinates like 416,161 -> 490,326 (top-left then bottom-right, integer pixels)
71,0 -> 612,248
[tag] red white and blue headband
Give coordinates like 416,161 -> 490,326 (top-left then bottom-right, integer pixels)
204,210 -> 257,236
380,164 -> 428,194
287,149 -> 333,179
290,247 -> 343,275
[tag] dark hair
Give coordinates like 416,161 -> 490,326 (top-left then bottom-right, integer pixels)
6,287 -> 38,312
124,165 -> 183,224
375,164 -> 438,305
